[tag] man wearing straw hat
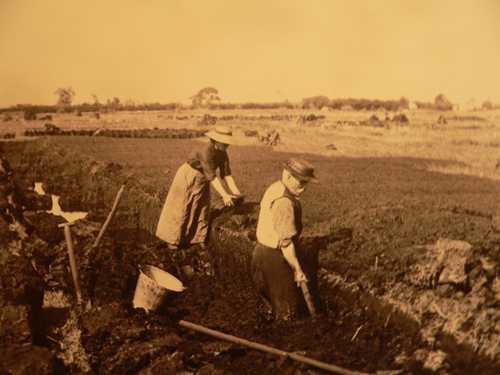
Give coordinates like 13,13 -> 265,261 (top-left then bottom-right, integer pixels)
156,125 -> 242,251
252,158 -> 318,320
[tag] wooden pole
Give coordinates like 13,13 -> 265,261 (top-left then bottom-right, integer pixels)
92,184 -> 125,248
178,320 -> 370,375
59,222 -> 82,304
299,281 -> 317,317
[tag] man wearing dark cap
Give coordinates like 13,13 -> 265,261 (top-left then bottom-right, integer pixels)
252,158 -> 317,320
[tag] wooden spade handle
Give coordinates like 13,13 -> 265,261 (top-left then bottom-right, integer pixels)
179,319 -> 371,375
60,223 -> 82,304
299,280 -> 317,317
93,184 -> 125,248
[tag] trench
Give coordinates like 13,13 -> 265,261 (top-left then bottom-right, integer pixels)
2,138 -> 500,374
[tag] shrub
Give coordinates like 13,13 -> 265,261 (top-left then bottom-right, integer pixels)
434,94 -> 453,111
24,109 -> 37,121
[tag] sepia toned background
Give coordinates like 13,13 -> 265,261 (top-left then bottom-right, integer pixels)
1,1 -> 500,374
1,0 -> 499,106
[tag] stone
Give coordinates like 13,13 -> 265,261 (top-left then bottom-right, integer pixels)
423,350 -> 448,372
435,239 -> 473,285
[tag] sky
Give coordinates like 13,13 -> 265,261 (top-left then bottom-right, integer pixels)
1,0 -> 499,107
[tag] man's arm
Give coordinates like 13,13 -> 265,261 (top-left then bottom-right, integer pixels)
272,198 -> 307,284
281,240 -> 307,285
210,178 -> 234,207
223,175 -> 241,196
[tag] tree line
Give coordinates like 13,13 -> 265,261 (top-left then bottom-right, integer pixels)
1,86 -> 497,116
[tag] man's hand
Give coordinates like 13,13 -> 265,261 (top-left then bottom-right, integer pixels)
294,270 -> 307,286
222,194 -> 235,207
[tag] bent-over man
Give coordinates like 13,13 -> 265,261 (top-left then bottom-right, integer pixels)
252,158 -> 318,320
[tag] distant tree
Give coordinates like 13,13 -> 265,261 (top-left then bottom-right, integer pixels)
91,94 -> 100,106
301,95 -> 330,110
111,97 -> 121,111
23,108 -> 37,121
191,87 -> 220,108
434,93 -> 453,111
482,100 -> 493,110
415,101 -> 433,109
399,96 -> 410,110
54,87 -> 75,111
124,99 -> 136,108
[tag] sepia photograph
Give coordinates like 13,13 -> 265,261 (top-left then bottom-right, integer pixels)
0,1 -> 499,374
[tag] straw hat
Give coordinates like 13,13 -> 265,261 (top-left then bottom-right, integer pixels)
283,158 -> 317,182
206,126 -> 234,145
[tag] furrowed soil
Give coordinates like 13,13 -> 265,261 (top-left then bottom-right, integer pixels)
1,136 -> 499,375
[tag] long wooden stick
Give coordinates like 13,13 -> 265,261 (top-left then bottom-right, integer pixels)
92,184 -> 125,248
179,320 -> 370,375
59,222 -> 82,304
299,281 -> 317,317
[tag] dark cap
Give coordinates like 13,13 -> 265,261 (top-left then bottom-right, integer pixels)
283,158 -> 317,182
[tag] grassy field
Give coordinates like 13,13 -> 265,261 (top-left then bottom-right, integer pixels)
2,107 -> 500,181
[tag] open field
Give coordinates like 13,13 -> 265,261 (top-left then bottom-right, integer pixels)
5,128 -> 500,374
2,107 -> 500,181
1,109 -> 500,374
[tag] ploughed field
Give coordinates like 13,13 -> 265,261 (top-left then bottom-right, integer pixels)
2,136 -> 499,374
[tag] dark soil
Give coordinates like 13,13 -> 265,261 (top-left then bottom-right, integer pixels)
1,137 -> 499,374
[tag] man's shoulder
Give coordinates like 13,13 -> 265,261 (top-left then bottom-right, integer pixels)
265,180 -> 286,195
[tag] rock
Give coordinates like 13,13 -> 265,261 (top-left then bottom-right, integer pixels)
423,350 -> 448,372
413,349 -> 449,372
479,256 -> 496,274
435,239 -> 473,285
